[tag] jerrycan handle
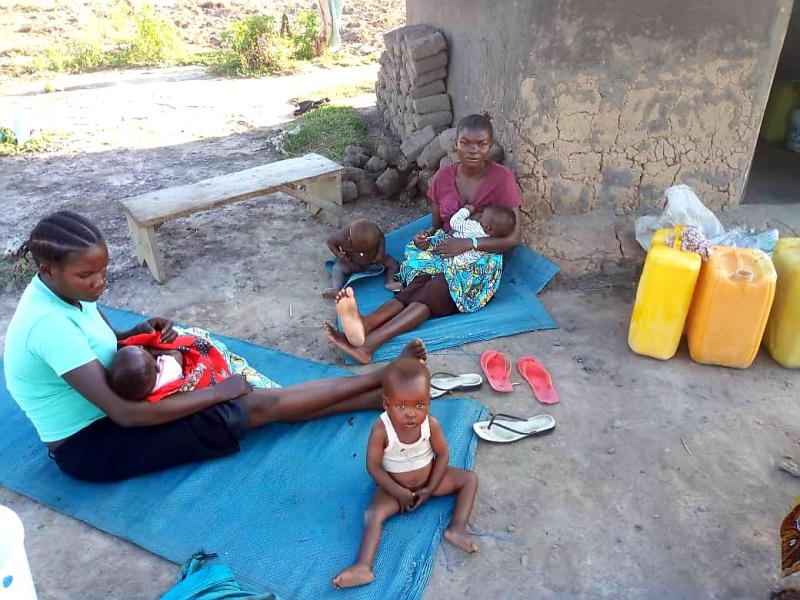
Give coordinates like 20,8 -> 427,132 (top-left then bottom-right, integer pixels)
672,225 -> 685,250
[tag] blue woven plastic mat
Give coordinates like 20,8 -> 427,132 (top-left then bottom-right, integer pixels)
330,216 -> 560,364
0,307 -> 487,599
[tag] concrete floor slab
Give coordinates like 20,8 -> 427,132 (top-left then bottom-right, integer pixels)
3,276 -> 799,599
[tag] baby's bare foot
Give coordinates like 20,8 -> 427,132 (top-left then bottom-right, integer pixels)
399,338 -> 427,364
385,281 -> 402,292
332,564 -> 374,589
323,321 -> 372,364
335,287 -> 366,347
444,527 -> 479,554
322,287 -> 339,299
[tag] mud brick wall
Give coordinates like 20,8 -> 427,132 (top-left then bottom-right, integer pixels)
377,25 -> 453,138
406,0 -> 793,225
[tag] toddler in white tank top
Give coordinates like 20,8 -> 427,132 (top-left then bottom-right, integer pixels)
333,357 -> 479,590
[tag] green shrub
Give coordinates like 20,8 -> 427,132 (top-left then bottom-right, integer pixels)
119,3 -> 184,67
30,2 -> 184,74
215,15 -> 295,76
213,10 -> 322,77
292,10 -> 320,61
282,105 -> 370,161
0,127 -> 56,156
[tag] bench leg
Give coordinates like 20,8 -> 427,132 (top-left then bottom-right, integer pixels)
125,215 -> 167,284
304,173 -> 342,227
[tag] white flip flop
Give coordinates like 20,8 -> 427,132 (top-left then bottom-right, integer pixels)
430,372 -> 483,398
473,413 -> 556,443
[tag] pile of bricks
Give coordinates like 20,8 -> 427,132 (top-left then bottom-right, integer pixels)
377,25 -> 453,139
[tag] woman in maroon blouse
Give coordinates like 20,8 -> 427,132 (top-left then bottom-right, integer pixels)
325,114 -> 522,364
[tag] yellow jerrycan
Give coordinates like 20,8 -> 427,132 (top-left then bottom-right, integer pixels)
650,228 -> 671,248
629,226 -> 702,360
686,246 -> 776,368
764,238 -> 800,368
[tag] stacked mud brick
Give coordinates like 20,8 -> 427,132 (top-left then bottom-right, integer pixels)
377,25 -> 452,138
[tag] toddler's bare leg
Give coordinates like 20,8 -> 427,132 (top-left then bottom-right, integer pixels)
332,488 -> 401,589
383,256 -> 401,292
324,260 -> 352,298
433,467 -> 479,554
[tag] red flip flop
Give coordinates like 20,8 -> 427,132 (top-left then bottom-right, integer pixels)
517,356 -> 559,404
480,350 -> 513,392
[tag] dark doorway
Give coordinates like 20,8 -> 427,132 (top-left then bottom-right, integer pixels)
744,0 -> 800,205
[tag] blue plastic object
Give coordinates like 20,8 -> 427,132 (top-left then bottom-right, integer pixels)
0,307 -> 487,600
160,552 -> 279,600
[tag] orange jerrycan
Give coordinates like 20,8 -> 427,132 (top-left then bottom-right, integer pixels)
686,247 -> 776,368
764,238 -> 800,368
629,226 -> 702,360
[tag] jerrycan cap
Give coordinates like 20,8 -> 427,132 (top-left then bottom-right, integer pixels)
732,268 -> 754,283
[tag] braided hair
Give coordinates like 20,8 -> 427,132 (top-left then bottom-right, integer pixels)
456,113 -> 493,142
17,211 -> 104,266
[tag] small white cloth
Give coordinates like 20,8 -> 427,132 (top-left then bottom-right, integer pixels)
449,207 -> 488,267
152,355 -> 183,393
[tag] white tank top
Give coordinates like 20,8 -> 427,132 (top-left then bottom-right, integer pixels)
380,411 -> 434,473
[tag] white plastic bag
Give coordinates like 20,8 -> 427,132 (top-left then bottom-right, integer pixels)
709,227 -> 780,256
634,185 -> 725,251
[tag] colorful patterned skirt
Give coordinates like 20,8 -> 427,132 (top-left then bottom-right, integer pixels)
397,230 -> 503,314
782,497 -> 800,578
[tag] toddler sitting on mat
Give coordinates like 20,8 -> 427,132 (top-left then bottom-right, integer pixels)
324,218 -> 401,298
332,358 -> 478,589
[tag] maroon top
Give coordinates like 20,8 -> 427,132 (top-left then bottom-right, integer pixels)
427,162 -> 522,233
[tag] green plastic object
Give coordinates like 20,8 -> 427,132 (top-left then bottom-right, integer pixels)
760,80 -> 800,143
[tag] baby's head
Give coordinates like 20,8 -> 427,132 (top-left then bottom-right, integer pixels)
348,219 -> 382,255
110,346 -> 157,401
478,205 -> 516,238
382,358 -> 431,431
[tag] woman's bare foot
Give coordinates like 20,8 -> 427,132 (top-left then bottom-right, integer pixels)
332,564 -> 374,589
322,287 -> 339,299
385,281 -> 402,292
334,287 -> 366,347
399,338 -> 427,364
444,526 -> 479,554
324,321 -> 372,364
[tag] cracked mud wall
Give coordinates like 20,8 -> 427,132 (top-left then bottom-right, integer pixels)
407,0 -> 793,271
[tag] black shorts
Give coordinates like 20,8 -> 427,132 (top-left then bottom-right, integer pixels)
394,274 -> 458,317
52,398 -> 248,483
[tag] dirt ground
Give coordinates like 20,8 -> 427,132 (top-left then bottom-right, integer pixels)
1,63 -> 800,599
0,0 -> 405,79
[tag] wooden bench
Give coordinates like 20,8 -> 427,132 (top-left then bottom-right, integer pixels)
119,153 -> 343,283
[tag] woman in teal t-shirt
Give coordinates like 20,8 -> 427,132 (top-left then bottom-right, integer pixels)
3,211 -> 427,482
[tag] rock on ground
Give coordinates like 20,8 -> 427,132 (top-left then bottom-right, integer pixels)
375,167 -> 401,196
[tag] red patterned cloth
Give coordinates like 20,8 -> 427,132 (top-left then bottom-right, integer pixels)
119,331 -> 231,402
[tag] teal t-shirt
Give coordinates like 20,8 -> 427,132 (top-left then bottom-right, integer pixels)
3,276 -> 117,442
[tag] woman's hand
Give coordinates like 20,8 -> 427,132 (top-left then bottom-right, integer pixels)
128,317 -> 178,342
433,237 -> 472,258
413,230 -> 432,250
216,374 -> 252,401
